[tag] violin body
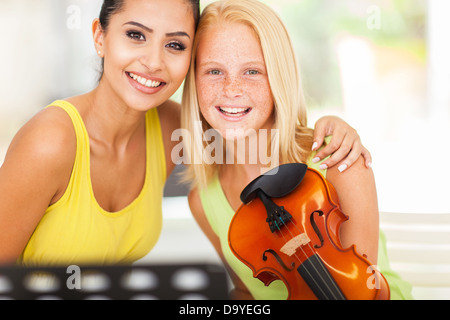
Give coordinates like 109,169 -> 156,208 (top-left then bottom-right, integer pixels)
228,164 -> 390,300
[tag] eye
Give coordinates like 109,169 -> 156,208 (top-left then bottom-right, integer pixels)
166,41 -> 187,51
126,31 -> 145,41
209,70 -> 222,75
246,70 -> 259,75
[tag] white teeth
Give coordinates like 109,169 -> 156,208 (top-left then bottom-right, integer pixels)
220,107 -> 249,114
128,72 -> 161,88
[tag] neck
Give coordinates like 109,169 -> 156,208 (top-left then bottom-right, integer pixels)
83,81 -> 147,151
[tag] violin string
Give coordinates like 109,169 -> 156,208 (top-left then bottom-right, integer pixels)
286,216 -> 344,298
292,221 -> 344,299
277,225 -> 335,299
277,216 -> 342,300
295,249 -> 334,299
274,221 -> 331,298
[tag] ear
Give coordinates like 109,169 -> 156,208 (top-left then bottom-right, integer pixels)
92,18 -> 104,57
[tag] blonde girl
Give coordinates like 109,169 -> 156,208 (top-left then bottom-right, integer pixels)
182,0 -> 413,300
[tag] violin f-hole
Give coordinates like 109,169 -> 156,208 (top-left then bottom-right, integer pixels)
310,210 -> 325,248
262,249 -> 295,271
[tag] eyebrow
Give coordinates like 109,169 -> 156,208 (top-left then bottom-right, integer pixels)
198,61 -> 266,68
123,21 -> 191,39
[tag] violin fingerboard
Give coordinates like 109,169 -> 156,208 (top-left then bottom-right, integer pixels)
297,254 -> 346,300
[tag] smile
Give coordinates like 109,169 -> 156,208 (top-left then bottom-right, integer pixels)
126,72 -> 164,88
217,106 -> 252,117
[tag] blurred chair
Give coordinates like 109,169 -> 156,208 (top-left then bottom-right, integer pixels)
380,211 -> 450,300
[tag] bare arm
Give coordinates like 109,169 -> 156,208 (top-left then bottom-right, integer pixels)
188,188 -> 253,299
326,156 -> 379,263
0,107 -> 75,264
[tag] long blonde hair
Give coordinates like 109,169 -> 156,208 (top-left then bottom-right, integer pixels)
181,0 -> 313,190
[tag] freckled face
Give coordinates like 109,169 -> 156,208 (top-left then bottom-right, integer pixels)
98,0 -> 195,111
195,22 -> 275,139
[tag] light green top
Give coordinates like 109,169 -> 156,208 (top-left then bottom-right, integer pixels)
199,145 -> 413,299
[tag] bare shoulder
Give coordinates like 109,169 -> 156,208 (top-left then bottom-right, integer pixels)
325,155 -> 377,209
0,106 -> 78,262
2,106 -> 77,197
326,155 -> 375,193
6,106 -> 76,168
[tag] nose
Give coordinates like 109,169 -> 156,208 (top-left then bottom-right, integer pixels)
223,75 -> 244,98
140,45 -> 164,72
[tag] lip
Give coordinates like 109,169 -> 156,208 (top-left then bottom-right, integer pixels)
125,71 -> 166,94
215,105 -> 252,121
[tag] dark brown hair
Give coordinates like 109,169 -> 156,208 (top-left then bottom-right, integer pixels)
99,0 -> 200,31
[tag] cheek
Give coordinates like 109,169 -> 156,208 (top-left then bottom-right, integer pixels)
103,40 -> 134,76
196,76 -> 218,108
262,94 -> 275,117
169,54 -> 192,84
252,82 -> 274,112
197,83 -> 220,128
198,98 -> 213,125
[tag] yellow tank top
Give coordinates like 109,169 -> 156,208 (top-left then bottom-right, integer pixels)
20,100 -> 166,266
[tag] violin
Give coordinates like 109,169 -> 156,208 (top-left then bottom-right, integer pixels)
228,163 -> 390,300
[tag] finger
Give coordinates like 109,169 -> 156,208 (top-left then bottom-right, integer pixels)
361,147 -> 373,168
312,131 -> 346,161
319,140 -> 354,170
332,146 -> 365,172
312,123 -> 327,151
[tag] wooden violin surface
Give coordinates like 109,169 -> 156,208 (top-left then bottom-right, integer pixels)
228,164 -> 390,300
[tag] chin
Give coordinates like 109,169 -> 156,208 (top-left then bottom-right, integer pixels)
219,127 -> 258,141
125,95 -> 165,113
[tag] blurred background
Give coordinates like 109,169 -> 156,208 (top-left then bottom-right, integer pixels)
0,0 -> 449,299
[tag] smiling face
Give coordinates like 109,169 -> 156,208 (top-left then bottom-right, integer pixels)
94,0 -> 195,111
195,22 -> 275,139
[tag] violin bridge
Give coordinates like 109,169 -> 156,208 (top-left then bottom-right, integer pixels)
280,233 -> 310,256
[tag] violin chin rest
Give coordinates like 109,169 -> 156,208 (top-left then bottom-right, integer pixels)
240,163 -> 308,204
